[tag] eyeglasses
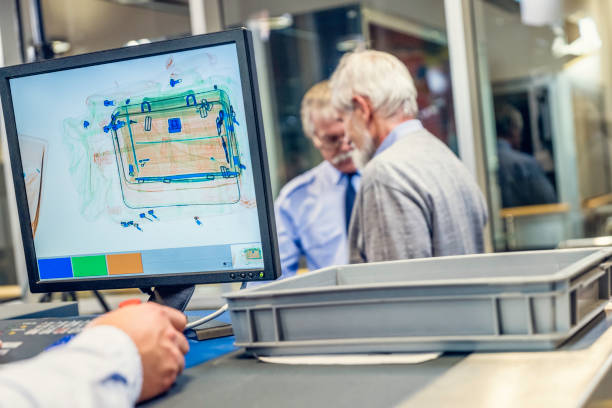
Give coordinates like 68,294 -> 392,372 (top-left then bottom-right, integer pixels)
314,133 -> 350,151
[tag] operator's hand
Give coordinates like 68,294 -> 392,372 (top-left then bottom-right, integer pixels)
88,302 -> 189,402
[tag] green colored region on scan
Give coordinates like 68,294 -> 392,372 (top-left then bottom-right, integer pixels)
71,255 -> 108,277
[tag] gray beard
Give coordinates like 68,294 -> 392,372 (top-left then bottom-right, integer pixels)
350,131 -> 377,170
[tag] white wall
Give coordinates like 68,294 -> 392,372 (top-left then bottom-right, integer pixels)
0,0 -> 26,288
0,0 -> 22,66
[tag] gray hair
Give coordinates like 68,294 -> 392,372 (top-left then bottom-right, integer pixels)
300,81 -> 337,139
329,50 -> 418,118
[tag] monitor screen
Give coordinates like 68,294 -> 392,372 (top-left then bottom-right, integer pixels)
0,29 -> 280,292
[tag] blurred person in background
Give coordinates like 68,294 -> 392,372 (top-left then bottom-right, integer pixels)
330,50 -> 488,263
274,81 -> 360,278
495,103 -> 557,208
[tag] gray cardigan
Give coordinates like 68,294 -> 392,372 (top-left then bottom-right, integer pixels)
349,127 -> 488,263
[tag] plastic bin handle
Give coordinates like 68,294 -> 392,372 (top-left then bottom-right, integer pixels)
571,264 -> 607,290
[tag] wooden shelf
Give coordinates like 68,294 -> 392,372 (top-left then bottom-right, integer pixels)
500,203 -> 570,218
0,285 -> 21,301
583,193 -> 612,210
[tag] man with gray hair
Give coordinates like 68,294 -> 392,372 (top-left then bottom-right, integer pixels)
330,50 -> 488,263
274,80 -> 360,279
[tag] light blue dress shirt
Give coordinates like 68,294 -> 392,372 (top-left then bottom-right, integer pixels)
275,160 -> 360,279
0,325 -> 142,407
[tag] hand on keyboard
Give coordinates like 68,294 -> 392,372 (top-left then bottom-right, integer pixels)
88,302 -> 189,402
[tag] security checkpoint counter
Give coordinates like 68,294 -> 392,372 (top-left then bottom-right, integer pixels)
146,307 -> 612,408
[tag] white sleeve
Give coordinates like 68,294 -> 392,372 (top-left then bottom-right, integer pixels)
0,325 -> 142,408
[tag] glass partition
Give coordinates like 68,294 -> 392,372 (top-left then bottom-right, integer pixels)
473,0 -> 612,250
25,0 -> 191,60
221,0 -> 454,187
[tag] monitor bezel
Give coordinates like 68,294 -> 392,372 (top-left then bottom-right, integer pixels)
0,28 -> 281,293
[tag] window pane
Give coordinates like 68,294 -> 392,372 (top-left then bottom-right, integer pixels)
33,0 -> 191,58
474,0 -> 612,250
222,1 -> 453,187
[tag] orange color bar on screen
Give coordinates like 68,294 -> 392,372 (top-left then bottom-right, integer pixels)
106,253 -> 144,275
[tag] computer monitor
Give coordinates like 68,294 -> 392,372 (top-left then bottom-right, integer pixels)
0,28 -> 280,305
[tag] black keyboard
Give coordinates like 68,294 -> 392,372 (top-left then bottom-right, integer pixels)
0,317 -> 93,364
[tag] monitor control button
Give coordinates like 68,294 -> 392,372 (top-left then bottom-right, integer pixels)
240,272 -> 246,278
229,273 -> 236,279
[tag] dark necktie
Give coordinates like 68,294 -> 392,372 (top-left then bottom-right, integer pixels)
345,173 -> 356,232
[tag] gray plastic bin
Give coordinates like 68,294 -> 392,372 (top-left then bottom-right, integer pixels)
224,249 -> 612,355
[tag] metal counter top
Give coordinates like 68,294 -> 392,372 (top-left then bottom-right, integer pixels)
146,309 -> 612,408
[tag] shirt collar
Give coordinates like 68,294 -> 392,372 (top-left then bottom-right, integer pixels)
320,160 -> 344,185
321,160 -> 359,185
374,119 -> 424,157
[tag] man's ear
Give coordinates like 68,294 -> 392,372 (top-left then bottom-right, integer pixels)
352,95 -> 372,122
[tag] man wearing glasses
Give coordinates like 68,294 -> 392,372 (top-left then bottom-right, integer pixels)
274,81 -> 359,279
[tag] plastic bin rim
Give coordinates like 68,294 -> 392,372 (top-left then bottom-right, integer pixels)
225,248 -> 612,299
235,331 -> 572,347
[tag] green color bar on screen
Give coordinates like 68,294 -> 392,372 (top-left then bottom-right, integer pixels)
71,255 -> 108,277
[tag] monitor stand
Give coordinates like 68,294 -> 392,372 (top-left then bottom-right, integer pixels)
146,285 -> 195,312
